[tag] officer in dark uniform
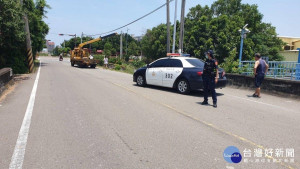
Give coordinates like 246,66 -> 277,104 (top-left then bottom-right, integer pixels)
202,50 -> 219,108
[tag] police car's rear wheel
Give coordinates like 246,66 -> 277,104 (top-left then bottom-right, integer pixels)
177,79 -> 190,94
137,75 -> 146,87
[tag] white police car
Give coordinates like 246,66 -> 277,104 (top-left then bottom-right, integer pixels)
133,56 -> 227,94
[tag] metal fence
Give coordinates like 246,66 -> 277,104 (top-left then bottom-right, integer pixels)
241,61 -> 300,80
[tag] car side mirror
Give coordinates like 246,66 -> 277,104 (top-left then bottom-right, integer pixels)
147,64 -> 150,68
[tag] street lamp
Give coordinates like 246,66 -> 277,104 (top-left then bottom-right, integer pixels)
238,24 -> 250,67
59,33 -> 77,48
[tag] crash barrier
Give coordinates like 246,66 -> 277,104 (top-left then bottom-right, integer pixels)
0,68 -> 13,86
226,73 -> 300,97
0,68 -> 13,95
241,61 -> 300,80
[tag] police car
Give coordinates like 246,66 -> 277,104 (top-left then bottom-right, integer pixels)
133,54 -> 227,94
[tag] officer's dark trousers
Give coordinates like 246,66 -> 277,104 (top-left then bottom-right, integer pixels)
203,76 -> 217,103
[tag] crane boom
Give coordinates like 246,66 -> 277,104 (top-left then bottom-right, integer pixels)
77,33 -> 118,49
78,38 -> 101,49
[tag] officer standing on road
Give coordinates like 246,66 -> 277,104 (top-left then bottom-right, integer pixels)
201,50 -> 219,108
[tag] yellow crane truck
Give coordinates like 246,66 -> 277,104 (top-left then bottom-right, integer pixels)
70,33 -> 117,68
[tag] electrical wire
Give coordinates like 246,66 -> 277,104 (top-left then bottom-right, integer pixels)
90,0 -> 174,36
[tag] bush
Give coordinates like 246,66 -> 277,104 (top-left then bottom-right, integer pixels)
94,55 -> 104,66
114,64 -> 121,70
109,57 -> 117,64
124,54 -> 130,62
220,49 -> 241,74
131,59 -> 146,68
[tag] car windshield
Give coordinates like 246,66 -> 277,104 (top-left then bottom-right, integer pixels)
185,59 -> 204,67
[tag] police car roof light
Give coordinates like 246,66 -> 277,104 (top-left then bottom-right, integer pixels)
181,54 -> 190,57
166,53 -> 191,57
167,53 -> 181,57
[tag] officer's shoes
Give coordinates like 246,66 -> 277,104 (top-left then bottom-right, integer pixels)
213,103 -> 217,108
201,101 -> 208,105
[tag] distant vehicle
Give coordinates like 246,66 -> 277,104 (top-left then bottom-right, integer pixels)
70,33 -> 117,68
133,56 -> 227,94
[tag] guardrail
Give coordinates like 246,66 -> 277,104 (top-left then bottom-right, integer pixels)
0,68 -> 13,95
241,61 -> 300,80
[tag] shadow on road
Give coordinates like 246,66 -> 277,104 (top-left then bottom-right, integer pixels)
195,102 -> 217,107
40,62 -> 48,67
132,84 -> 225,98
73,65 -> 97,69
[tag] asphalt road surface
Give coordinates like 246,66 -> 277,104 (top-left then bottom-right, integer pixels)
0,57 -> 299,169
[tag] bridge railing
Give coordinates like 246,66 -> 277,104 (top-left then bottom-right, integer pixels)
241,61 -> 300,80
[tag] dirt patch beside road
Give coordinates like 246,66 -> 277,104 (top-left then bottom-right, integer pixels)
0,75 -> 30,103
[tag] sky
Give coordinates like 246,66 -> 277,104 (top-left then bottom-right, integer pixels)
45,0 -> 300,46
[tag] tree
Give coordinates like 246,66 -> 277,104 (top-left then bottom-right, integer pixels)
0,0 -> 27,73
184,0 -> 284,62
0,0 -> 50,73
128,41 -> 140,56
25,0 -> 50,59
104,42 -> 112,57
141,0 -> 284,65
141,24 -> 174,61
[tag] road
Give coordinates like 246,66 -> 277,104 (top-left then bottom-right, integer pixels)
0,57 -> 299,169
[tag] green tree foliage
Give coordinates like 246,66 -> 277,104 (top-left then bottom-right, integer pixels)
0,0 -> 27,73
185,0 -> 284,62
0,0 -> 50,73
104,42 -> 112,56
141,24 -> 178,61
141,0 -> 284,65
128,41 -> 140,56
25,0 -> 50,59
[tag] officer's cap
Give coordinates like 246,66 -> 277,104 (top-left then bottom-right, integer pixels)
205,50 -> 214,58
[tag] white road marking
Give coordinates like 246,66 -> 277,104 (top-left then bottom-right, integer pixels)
226,94 -> 296,112
9,60 -> 41,169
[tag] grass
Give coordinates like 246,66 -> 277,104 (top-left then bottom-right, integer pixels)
33,59 -> 40,73
97,63 -> 137,75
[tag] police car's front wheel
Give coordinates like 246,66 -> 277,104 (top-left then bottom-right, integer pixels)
136,75 -> 146,87
177,79 -> 190,94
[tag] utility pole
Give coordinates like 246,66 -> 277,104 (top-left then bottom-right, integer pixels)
81,32 -> 83,44
172,0 -> 178,53
178,0 -> 186,54
74,34 -> 77,48
20,0 -> 34,73
126,28 -> 129,55
120,31 -> 123,59
166,0 -> 170,53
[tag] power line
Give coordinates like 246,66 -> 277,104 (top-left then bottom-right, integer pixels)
91,0 -> 174,36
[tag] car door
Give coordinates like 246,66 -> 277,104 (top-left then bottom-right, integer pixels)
145,59 -> 166,86
162,59 -> 183,87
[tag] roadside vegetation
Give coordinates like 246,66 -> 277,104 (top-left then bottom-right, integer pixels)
0,0 -> 50,73
1,0 -> 284,75
93,55 -> 146,74
60,0 -> 284,74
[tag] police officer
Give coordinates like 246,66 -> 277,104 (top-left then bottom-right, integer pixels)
202,50 -> 219,108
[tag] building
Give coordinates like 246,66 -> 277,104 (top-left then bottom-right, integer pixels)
279,36 -> 300,50
133,35 -> 144,42
46,41 -> 55,53
278,36 -> 300,61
